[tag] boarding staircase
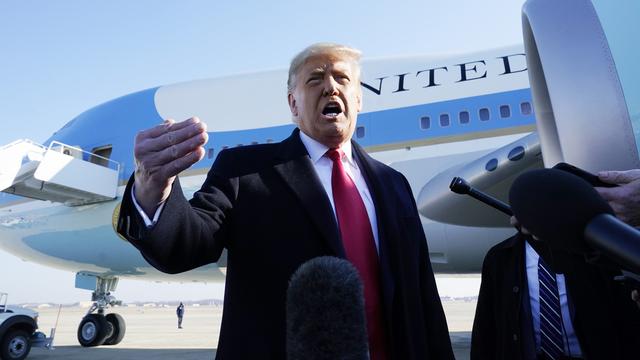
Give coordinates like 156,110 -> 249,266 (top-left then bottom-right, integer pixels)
0,139 -> 120,206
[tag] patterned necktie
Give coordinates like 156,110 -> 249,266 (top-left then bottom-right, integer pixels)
538,257 -> 564,359
327,148 -> 387,360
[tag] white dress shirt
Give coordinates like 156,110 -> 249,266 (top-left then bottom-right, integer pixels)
131,190 -> 165,226
525,241 -> 583,357
132,131 -> 380,252
298,131 -> 380,252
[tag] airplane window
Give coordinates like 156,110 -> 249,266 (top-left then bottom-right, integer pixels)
459,111 -> 470,124
500,105 -> 511,118
356,126 -> 365,138
208,148 -> 214,159
508,146 -> 525,161
420,116 -> 431,130
485,158 -> 498,172
266,139 -> 274,143
479,108 -> 490,121
439,113 -> 450,127
520,102 -> 532,115
236,144 -> 243,147
251,141 -> 259,145
222,145 -> 229,150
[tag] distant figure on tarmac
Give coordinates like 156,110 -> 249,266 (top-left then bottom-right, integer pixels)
176,302 -> 185,329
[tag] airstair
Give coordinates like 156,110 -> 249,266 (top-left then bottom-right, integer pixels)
0,139 -> 120,206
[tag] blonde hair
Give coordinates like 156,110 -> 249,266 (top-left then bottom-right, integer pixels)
287,43 -> 362,92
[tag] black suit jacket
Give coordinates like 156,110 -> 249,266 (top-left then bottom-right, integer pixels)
471,233 -> 640,360
117,129 -> 454,359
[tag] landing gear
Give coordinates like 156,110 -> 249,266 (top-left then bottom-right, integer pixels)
77,314 -> 109,347
75,274 -> 126,347
103,313 -> 126,345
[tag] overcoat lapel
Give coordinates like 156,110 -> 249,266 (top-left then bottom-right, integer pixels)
352,140 -> 396,327
509,235 -> 537,360
273,129 -> 345,258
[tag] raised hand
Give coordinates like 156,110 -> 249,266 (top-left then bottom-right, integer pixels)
596,169 -> 640,227
133,117 -> 208,215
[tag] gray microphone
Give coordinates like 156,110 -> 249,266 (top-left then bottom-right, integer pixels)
286,256 -> 369,360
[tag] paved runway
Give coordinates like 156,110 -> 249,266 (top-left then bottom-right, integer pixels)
28,300 -> 476,359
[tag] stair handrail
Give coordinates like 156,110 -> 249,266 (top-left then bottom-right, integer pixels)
0,139 -> 46,152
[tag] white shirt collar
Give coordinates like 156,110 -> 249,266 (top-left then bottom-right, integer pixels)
298,130 -> 356,167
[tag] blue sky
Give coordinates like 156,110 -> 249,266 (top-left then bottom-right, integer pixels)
0,0 -> 525,304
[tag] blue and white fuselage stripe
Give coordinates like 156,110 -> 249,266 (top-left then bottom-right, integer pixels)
14,86 -> 532,190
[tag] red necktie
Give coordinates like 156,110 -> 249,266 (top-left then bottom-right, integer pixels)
327,148 -> 387,360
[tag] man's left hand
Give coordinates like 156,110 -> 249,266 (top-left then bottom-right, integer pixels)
596,169 -> 640,227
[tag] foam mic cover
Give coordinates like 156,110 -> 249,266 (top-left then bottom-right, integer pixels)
286,256 -> 368,360
509,168 -> 614,254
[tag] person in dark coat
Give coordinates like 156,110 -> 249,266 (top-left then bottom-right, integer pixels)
176,302 -> 184,329
117,43 -> 454,359
471,230 -> 640,360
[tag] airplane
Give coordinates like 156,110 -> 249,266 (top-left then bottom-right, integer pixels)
0,0 -> 636,348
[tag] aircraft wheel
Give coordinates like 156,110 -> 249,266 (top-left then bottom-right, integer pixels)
77,314 -> 109,347
103,313 -> 126,345
0,329 -> 31,360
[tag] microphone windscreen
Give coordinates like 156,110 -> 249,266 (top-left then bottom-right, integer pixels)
509,169 -> 614,253
286,256 -> 368,360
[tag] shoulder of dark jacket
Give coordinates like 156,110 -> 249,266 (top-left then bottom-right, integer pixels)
485,232 -> 522,258
211,143 -> 281,178
352,140 -> 402,178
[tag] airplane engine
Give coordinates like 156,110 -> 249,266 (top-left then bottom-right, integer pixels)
522,0 -> 640,172
417,0 -> 640,230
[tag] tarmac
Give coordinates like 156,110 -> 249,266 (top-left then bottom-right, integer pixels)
28,300 -> 476,359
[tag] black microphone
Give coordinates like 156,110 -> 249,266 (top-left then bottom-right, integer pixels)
286,256 -> 368,360
449,176 -> 513,216
509,168 -> 640,274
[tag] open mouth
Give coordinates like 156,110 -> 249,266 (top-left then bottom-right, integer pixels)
322,102 -> 343,117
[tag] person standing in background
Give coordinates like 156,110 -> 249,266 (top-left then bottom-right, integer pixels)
176,302 -> 185,329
